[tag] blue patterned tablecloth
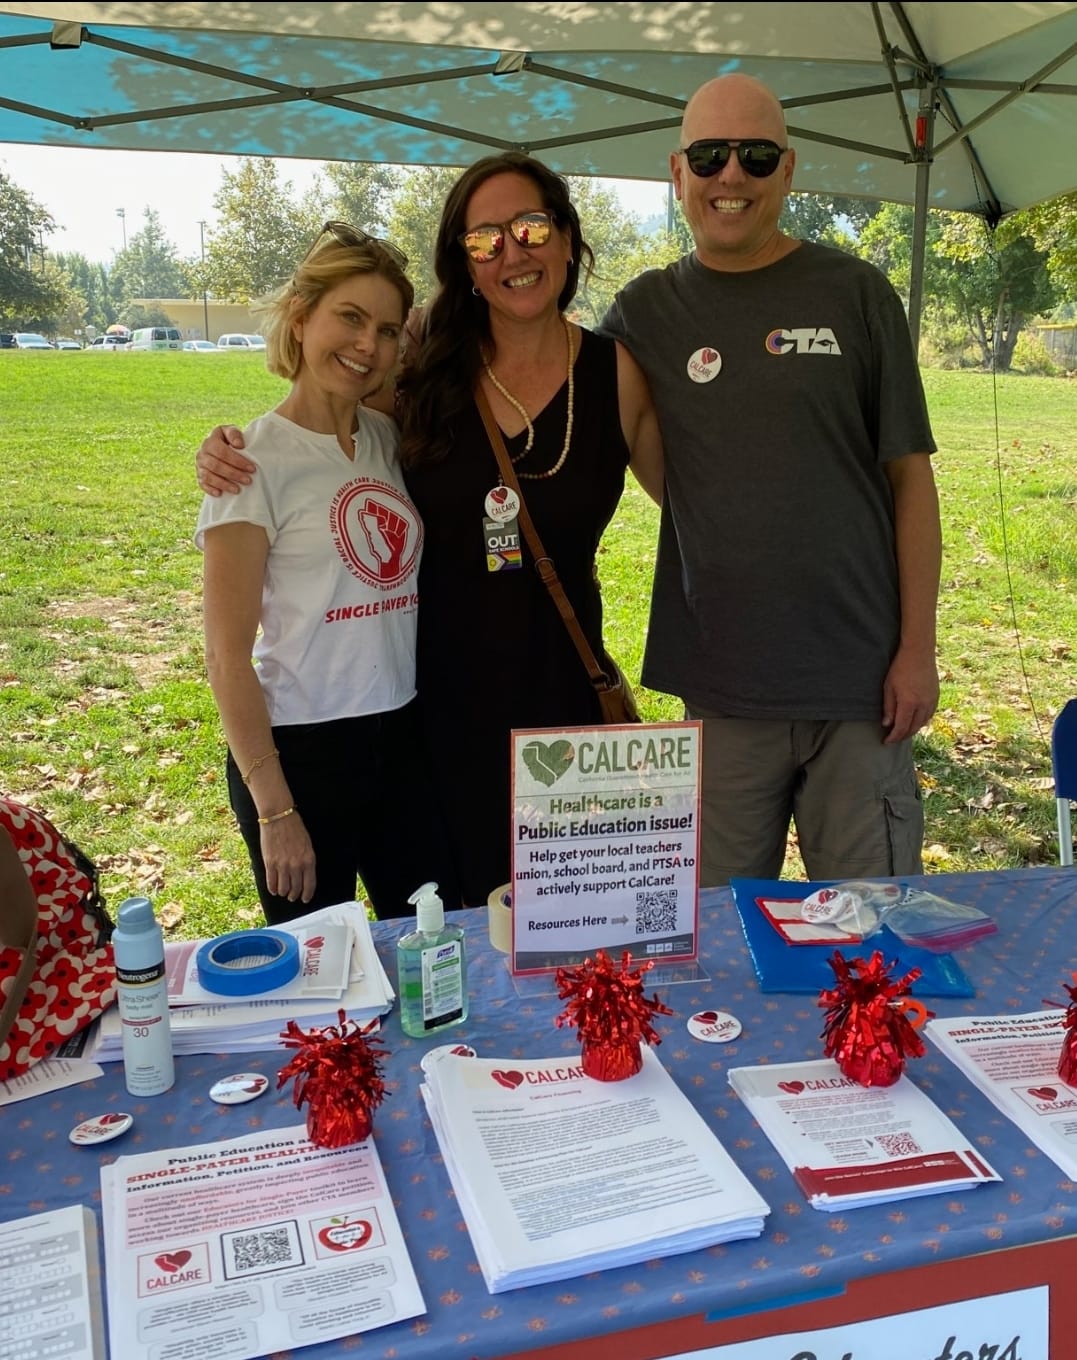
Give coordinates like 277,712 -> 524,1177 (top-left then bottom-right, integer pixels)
4,867 -> 1076,1359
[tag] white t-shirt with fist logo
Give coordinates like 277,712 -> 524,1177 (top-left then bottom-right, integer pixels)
195,407 -> 422,725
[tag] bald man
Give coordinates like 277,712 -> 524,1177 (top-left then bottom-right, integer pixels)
600,74 -> 942,886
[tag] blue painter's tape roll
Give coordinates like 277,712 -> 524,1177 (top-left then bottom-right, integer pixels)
196,929 -> 300,996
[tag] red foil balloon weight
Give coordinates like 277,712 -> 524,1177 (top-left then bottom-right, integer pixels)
278,1009 -> 388,1147
554,949 -> 673,1082
819,950 -> 929,1087
1058,976 -> 1077,1087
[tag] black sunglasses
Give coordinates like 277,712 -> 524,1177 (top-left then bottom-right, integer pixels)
458,211 -> 556,264
302,220 -> 409,271
680,140 -> 788,180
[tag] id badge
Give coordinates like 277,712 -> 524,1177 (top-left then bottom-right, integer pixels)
484,516 -> 522,571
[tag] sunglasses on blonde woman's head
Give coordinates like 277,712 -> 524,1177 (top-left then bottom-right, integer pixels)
302,220 -> 409,270
458,211 -> 556,263
680,139 -> 788,179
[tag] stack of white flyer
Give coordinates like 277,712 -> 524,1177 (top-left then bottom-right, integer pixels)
421,1045 -> 770,1293
729,1058 -> 1001,1211
86,901 -> 394,1058
926,1009 -> 1077,1179
100,1124 -> 424,1359
0,1204 -> 104,1360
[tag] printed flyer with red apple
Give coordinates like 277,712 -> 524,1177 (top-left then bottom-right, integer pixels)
99,1125 -> 423,1357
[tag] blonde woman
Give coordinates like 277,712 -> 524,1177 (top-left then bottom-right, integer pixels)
196,226 -> 456,921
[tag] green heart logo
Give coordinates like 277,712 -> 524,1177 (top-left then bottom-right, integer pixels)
522,739 -> 575,786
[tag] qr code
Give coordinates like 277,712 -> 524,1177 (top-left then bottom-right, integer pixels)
223,1220 -> 304,1278
636,890 -> 677,934
874,1131 -> 922,1158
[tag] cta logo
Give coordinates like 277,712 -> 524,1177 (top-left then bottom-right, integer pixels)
765,327 -> 842,355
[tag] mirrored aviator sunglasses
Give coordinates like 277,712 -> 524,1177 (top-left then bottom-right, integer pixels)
682,139 -> 787,179
303,220 -> 409,270
458,211 -> 555,264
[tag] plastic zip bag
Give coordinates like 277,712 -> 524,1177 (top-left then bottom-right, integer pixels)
800,880 -> 998,953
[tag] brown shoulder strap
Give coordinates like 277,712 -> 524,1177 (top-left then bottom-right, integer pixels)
474,385 -> 610,689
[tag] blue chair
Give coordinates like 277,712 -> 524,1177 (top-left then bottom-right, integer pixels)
1052,699 -> 1077,866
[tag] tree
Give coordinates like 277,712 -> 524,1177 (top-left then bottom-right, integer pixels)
857,202 -> 1058,370
781,192 -> 879,244
202,159 -> 322,303
386,166 -> 465,305
322,161 -> 403,237
114,208 -> 187,303
1008,192 -> 1077,300
566,177 -> 652,325
0,170 -> 63,327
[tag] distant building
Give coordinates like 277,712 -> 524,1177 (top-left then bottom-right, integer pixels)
130,299 -> 264,344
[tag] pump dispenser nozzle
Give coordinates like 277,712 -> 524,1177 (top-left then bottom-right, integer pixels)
407,881 -> 445,934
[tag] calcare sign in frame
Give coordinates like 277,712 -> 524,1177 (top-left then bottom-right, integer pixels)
509,721 -> 701,974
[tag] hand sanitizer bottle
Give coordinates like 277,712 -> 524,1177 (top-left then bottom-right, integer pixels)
113,896 -> 175,1096
397,882 -> 468,1039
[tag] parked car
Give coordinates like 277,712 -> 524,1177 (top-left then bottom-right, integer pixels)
0,333 -> 16,350
130,326 -> 183,351
217,333 -> 266,350
53,337 -> 82,350
88,335 -> 130,350
13,332 -> 53,349
183,339 -> 220,352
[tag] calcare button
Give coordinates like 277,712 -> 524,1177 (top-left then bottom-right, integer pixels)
210,1073 -> 269,1105
69,1112 -> 134,1145
687,1010 -> 742,1043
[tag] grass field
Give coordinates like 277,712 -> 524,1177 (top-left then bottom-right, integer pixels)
1,351 -> 1074,939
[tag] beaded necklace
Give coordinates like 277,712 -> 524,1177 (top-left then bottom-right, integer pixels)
482,316 -> 575,481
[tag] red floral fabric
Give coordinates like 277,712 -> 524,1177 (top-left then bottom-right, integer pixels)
0,798 -> 116,1081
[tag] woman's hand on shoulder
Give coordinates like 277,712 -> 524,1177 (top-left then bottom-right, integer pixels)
197,425 -> 255,496
615,342 -> 664,505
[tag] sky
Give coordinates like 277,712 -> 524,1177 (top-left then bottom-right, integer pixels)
0,142 -> 671,266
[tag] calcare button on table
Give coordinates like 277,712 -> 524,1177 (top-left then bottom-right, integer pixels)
69,1112 -> 134,1145
687,1010 -> 742,1043
420,1044 -> 477,1076
210,1073 -> 270,1105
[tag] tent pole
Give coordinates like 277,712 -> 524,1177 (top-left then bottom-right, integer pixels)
907,78 -> 937,354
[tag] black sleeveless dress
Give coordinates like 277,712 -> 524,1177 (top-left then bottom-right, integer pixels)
405,328 -> 630,905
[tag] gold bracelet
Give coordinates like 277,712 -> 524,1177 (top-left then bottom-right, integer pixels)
241,748 -> 280,785
257,805 -> 296,826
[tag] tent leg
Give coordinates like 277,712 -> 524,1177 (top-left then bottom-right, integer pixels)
907,80 -> 937,353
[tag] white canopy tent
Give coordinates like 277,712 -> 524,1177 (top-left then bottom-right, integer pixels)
3,1 -> 1076,337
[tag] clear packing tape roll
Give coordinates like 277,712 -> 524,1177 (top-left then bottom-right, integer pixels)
488,884 -> 512,953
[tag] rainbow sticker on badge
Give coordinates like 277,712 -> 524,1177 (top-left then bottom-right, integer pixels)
687,1010 -> 742,1043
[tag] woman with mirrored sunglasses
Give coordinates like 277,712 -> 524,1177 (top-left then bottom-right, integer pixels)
395,151 -> 663,906
196,152 -> 664,909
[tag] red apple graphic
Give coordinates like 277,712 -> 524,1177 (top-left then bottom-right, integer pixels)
318,1218 -> 373,1252
492,1069 -> 524,1090
154,1250 -> 192,1272
778,1081 -> 806,1095
693,1011 -> 719,1025
1029,1086 -> 1058,1101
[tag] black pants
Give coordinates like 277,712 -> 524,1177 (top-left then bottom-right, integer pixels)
227,701 -> 460,923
